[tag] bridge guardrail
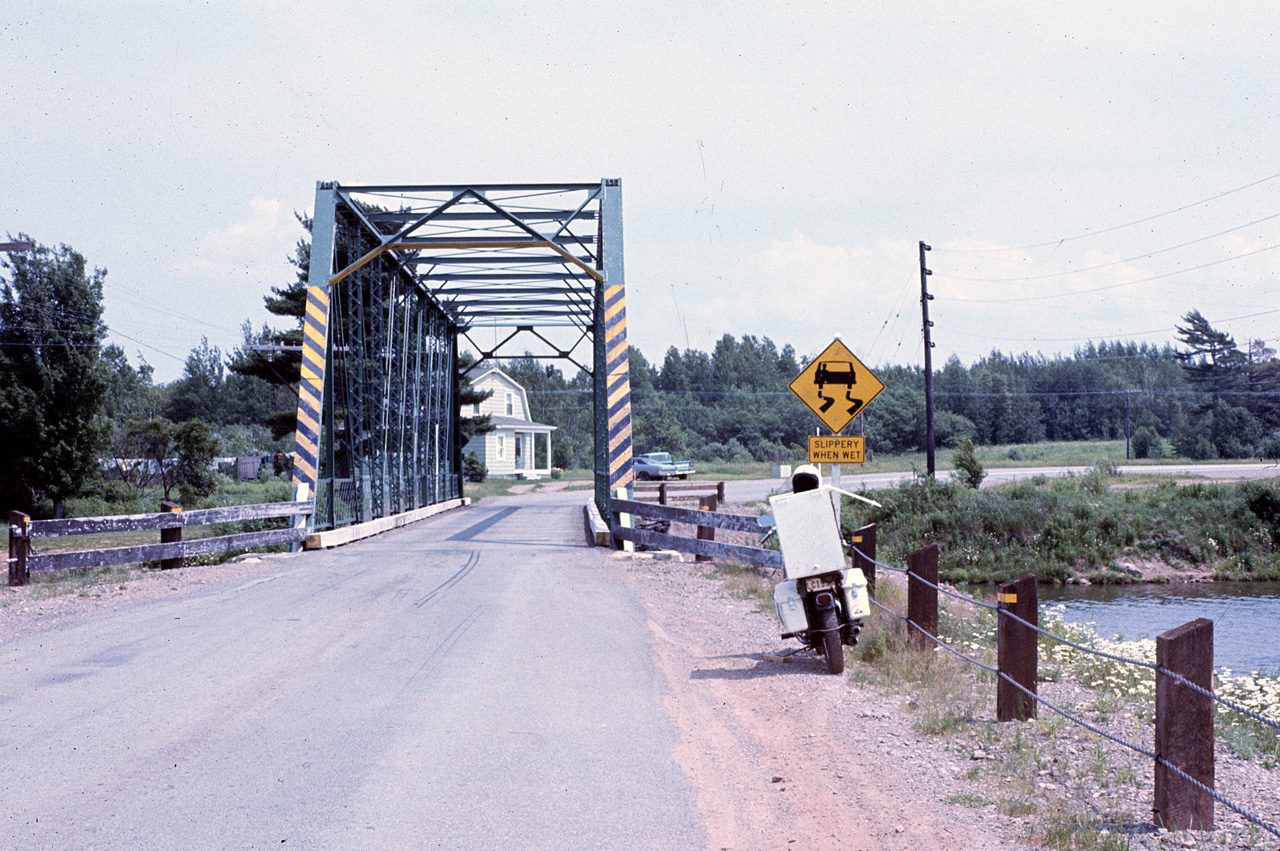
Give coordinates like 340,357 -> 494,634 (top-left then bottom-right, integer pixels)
8,501 -> 313,585
609,497 -> 782,569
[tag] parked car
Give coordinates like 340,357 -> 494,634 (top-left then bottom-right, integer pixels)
631,452 -> 696,481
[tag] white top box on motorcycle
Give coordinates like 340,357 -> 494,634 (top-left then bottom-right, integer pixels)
768,488 -> 848,580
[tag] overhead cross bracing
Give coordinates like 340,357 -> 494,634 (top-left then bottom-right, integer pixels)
292,181 -> 634,534
335,184 -> 604,340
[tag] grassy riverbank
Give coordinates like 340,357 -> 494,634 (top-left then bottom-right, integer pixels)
709,561 -> 1279,848
843,472 -> 1280,585
847,578 -> 1280,850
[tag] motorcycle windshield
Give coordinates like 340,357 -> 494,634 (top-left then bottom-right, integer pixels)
768,488 -> 847,580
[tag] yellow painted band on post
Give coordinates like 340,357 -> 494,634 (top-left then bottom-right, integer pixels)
607,384 -> 630,409
604,299 -> 626,325
998,592 -> 1017,604
301,353 -> 324,377
853,535 -> 862,543
607,338 -> 628,366
608,408 -> 631,430
294,456 -> 316,481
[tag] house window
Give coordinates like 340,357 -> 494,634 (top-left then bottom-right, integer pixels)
497,435 -> 505,459
506,392 -> 514,416
473,403 -> 480,415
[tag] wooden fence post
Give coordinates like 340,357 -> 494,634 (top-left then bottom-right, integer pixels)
997,573 -> 1038,721
9,510 -> 30,587
160,501 -> 183,570
851,522 -> 876,597
716,481 -> 726,503
658,483 -> 668,506
695,495 -> 717,562
906,543 -> 938,650
1154,618 -> 1214,832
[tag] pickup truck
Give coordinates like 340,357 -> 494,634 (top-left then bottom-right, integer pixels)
631,452 -> 696,481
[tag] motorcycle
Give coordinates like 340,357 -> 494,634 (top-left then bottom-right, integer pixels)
761,464 -> 878,674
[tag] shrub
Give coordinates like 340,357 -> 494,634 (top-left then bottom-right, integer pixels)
1131,426 -> 1158,459
464,452 -> 487,482
952,438 -> 985,489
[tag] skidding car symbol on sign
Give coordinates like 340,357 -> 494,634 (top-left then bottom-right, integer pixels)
788,339 -> 885,434
813,360 -> 861,417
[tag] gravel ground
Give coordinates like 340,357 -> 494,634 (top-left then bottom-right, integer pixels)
0,553 -> 297,645
611,544 -> 1280,851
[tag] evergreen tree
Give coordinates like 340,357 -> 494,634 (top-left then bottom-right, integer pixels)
1174,310 -> 1247,397
165,337 -> 226,424
227,213 -> 311,439
0,237 -> 111,516
457,352 -> 495,444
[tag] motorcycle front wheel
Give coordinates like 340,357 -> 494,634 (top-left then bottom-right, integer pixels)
818,607 -> 844,675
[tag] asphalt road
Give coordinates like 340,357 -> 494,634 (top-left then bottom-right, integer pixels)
2,492 -> 702,849
721,461 -> 1280,503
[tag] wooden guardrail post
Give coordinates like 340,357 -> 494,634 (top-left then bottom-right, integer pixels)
1154,618 -> 1214,832
716,481 -> 725,502
997,573 -> 1038,721
695,495 -> 717,562
658,482 -> 667,505
9,510 -> 30,587
906,543 -> 938,650
160,501 -> 183,570
851,522 -> 876,597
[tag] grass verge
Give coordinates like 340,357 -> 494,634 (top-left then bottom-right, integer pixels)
845,473 -> 1280,584
844,576 -> 1279,850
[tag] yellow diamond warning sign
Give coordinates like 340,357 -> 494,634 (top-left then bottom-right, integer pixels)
789,339 -> 885,433
808,435 -> 865,464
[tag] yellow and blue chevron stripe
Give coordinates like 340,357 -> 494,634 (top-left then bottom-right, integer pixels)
604,282 -> 633,490
291,285 -> 329,489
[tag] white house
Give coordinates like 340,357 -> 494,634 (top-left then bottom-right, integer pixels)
462,367 -> 556,478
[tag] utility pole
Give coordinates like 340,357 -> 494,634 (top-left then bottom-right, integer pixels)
920,241 -> 936,478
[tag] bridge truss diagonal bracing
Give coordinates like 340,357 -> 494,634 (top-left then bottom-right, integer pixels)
292,181 -> 634,533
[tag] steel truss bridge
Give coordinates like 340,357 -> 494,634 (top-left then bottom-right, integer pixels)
290,181 -> 633,532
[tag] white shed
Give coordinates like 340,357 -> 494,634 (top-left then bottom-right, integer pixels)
462,367 -> 556,479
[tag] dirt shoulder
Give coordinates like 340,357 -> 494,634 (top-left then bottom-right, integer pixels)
613,551 -> 1280,851
613,552 -> 1020,851
0,553 -> 296,645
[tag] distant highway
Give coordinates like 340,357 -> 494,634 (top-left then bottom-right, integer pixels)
721,462 -> 1280,503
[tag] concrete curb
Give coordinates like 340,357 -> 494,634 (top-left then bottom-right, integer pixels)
584,501 -> 611,547
305,498 -> 471,549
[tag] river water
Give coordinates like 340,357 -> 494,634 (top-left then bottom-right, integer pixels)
1038,582 -> 1280,674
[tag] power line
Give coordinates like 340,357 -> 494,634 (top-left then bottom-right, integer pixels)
946,240 -> 1280,304
936,169 -> 1280,253
945,209 -> 1280,283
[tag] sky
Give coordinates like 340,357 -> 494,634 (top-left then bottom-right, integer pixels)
4,0 -> 1280,383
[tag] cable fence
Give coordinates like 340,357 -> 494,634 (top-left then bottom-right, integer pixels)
855,530 -> 1279,840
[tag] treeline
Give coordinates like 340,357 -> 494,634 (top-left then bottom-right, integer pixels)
1,236 -> 295,516
509,313 -> 1280,466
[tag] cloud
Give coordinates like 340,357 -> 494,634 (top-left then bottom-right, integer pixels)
175,196 -> 298,279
